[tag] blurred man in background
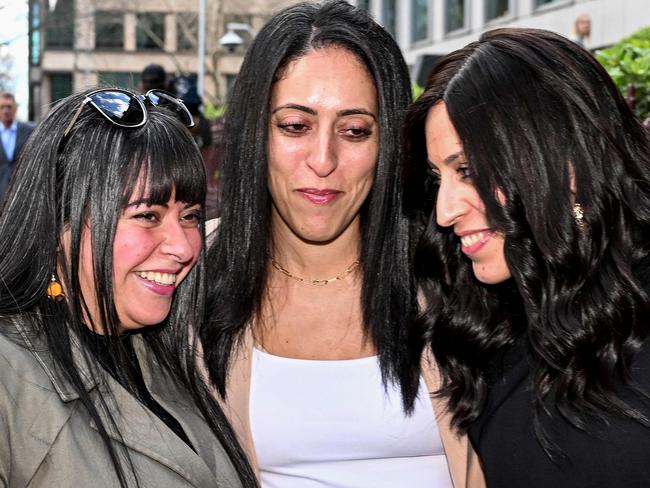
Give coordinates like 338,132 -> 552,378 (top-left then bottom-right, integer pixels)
0,92 -> 34,202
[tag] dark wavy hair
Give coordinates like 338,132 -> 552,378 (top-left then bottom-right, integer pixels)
202,0 -> 421,409
0,89 -> 256,486
404,28 -> 650,450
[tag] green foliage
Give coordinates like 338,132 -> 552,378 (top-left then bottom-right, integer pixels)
203,102 -> 226,120
412,83 -> 424,101
596,26 -> 650,121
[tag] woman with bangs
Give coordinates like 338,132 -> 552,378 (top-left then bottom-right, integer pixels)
404,28 -> 650,487
0,88 -> 256,487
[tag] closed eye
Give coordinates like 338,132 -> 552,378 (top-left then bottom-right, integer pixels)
341,127 -> 373,140
180,211 -> 204,228
458,165 -> 471,179
277,123 -> 310,134
134,212 -> 159,223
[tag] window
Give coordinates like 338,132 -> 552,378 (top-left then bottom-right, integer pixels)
411,0 -> 429,43
95,11 -> 124,49
29,0 -> 41,65
485,0 -> 511,21
534,0 -> 557,6
445,0 -> 466,33
177,12 -> 198,52
50,73 -> 72,103
98,71 -> 140,90
136,13 -> 165,51
45,0 -> 74,49
382,0 -> 397,37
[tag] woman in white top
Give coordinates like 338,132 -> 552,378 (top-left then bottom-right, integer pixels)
200,1 -> 482,487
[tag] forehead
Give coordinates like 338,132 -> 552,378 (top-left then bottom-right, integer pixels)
271,47 -> 377,111
0,96 -> 15,107
425,102 -> 463,164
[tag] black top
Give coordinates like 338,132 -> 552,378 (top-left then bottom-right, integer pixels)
469,264 -> 650,488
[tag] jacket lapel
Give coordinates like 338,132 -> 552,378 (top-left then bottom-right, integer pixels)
11,318 -> 237,487
135,338 -> 242,487
198,328 -> 259,475
88,379 -> 220,487
85,336 -> 236,488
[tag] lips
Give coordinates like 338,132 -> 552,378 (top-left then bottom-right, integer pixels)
458,230 -> 494,255
134,270 -> 180,296
296,188 -> 342,205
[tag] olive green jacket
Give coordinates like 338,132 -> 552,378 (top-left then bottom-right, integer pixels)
0,317 -> 242,488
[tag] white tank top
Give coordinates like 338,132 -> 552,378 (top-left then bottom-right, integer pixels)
250,348 -> 453,488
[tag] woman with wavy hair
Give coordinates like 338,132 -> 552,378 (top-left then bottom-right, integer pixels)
0,88 -> 256,487
200,1 -> 474,487
404,28 -> 650,487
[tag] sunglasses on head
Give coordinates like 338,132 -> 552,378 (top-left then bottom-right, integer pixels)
62,88 -> 195,141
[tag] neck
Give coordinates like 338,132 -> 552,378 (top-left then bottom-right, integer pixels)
2,120 -> 13,129
270,214 -> 361,282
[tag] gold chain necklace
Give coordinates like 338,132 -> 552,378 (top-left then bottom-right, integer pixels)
270,258 -> 360,286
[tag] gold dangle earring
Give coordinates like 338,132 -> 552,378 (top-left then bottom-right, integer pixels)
46,273 -> 65,302
573,203 -> 585,229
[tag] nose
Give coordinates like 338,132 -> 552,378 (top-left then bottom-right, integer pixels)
306,130 -> 337,177
436,177 -> 467,228
159,220 -> 196,264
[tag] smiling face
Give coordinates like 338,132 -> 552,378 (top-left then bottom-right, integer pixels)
425,102 -> 511,284
77,185 -> 202,334
267,46 -> 379,244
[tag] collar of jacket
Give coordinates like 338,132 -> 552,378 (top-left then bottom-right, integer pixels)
10,315 -> 110,401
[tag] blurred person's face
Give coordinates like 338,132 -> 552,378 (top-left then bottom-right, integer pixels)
0,96 -> 17,127
70,177 -> 203,334
576,15 -> 591,37
267,47 -> 379,244
425,103 -> 511,285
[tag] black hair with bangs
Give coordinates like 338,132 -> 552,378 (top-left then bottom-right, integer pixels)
404,28 -> 650,454
0,89 -> 256,487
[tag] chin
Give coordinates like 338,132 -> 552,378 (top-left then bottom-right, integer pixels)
292,222 -> 345,244
472,264 -> 512,285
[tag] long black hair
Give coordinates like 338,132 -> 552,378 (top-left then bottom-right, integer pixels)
404,28 -> 650,448
0,89 -> 256,486
202,0 -> 421,409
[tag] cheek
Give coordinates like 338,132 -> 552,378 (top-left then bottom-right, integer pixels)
268,140 -> 304,179
187,230 -> 202,263
348,144 -> 378,184
112,228 -> 153,274
79,233 -> 96,283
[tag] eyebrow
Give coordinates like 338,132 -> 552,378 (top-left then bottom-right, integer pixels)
337,108 -> 377,120
427,151 -> 465,168
271,103 -> 316,115
271,104 -> 377,120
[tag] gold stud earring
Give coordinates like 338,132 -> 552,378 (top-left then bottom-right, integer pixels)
46,273 -> 65,302
573,203 -> 585,229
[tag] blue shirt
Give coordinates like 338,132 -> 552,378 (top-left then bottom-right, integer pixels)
0,121 -> 17,162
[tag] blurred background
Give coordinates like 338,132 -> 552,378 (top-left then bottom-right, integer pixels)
0,0 -> 648,216
0,0 -> 646,121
